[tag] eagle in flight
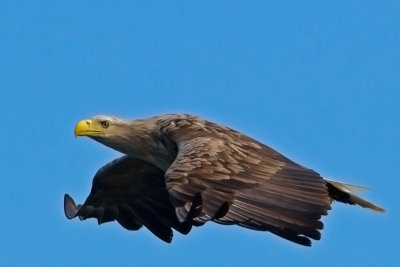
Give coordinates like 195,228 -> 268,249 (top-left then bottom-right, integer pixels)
64,114 -> 383,246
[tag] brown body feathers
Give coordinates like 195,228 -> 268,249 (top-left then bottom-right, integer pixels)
65,114 -> 384,246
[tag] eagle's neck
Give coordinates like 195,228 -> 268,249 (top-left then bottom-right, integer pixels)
93,119 -> 177,171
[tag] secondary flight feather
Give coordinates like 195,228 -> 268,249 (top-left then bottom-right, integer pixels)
64,114 -> 384,246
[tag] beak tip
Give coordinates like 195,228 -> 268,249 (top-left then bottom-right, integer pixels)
74,119 -> 94,137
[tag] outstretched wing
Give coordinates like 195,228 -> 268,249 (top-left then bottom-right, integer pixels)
64,156 -> 192,243
159,115 -> 331,246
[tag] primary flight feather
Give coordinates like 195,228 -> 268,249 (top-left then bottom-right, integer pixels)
64,114 -> 384,246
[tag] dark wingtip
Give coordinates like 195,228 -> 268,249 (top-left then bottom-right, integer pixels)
64,194 -> 81,219
271,229 -> 313,247
161,234 -> 173,244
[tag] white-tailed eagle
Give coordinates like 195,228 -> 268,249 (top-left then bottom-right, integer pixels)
64,114 -> 384,246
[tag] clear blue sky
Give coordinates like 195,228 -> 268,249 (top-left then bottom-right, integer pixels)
1,1 -> 398,266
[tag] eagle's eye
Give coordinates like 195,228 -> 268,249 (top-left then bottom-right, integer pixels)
101,121 -> 110,129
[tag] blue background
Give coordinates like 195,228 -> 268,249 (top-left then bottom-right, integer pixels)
1,1 -> 398,266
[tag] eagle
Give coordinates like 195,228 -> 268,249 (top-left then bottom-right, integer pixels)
64,114 -> 384,246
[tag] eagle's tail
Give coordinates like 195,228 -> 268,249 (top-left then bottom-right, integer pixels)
325,179 -> 385,212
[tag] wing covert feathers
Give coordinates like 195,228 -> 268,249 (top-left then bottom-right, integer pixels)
158,115 -> 333,245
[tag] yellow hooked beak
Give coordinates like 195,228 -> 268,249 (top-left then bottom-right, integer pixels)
74,119 -> 104,137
